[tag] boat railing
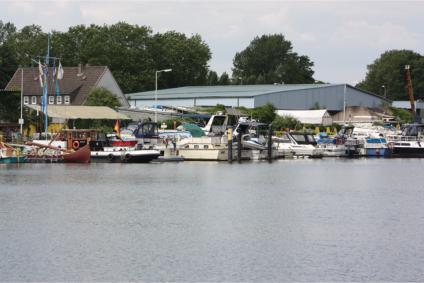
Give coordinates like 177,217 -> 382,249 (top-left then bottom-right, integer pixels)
386,135 -> 423,142
345,138 -> 364,146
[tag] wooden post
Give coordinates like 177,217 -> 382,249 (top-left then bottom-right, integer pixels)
227,128 -> 233,163
268,124 -> 273,163
237,131 -> 242,163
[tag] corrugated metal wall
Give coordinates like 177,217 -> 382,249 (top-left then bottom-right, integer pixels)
254,85 -> 385,110
133,97 -> 255,108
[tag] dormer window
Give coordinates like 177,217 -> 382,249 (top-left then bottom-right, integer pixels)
24,96 -> 29,105
31,96 -> 37,104
64,95 -> 70,104
48,96 -> 54,104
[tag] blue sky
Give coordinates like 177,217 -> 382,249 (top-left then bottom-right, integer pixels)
1,0 -> 423,84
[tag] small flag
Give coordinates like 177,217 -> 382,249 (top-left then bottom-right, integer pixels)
57,61 -> 64,80
114,120 -> 121,136
38,60 -> 44,88
55,80 -> 61,96
52,62 -> 57,82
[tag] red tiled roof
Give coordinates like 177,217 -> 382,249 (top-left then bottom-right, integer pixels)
5,66 -> 107,105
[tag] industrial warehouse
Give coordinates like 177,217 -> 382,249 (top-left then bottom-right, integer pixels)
125,83 -> 390,123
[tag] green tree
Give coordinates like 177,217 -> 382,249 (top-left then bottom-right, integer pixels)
206,70 -> 219,85
356,50 -> 424,100
85,87 -> 121,108
0,91 -> 20,123
0,21 -> 17,88
390,106 -> 413,123
232,34 -> 315,84
149,31 -> 211,89
251,103 -> 276,124
218,72 -> 231,85
1,22 -> 214,93
272,115 -> 301,130
53,25 -> 211,92
8,25 -> 48,66
52,23 -> 154,93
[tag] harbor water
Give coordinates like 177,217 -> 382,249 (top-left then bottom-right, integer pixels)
1,159 -> 424,281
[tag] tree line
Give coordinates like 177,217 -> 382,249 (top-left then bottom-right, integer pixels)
1,20 -> 423,101
0,21 -> 315,93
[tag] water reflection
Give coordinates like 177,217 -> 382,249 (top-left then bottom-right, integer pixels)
1,159 -> 424,281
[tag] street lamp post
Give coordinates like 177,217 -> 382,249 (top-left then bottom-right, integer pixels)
155,68 -> 172,123
382,85 -> 387,98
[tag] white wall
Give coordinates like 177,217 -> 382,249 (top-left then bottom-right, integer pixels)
97,69 -> 129,107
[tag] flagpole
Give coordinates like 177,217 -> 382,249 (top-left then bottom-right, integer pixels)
44,33 -> 50,139
19,68 -> 24,136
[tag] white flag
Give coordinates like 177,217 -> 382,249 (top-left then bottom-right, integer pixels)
38,60 -> 44,88
57,61 -> 64,80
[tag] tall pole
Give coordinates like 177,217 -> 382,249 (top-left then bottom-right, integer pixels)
154,68 -> 172,123
155,70 -> 158,123
44,33 -> 50,139
343,84 -> 346,124
19,68 -> 24,136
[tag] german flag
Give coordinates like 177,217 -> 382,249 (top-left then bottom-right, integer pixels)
114,120 -> 121,136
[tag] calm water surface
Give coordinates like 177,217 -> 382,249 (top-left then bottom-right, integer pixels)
1,159 -> 424,281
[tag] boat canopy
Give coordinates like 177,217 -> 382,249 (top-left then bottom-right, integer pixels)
25,105 -> 130,120
178,123 -> 205,137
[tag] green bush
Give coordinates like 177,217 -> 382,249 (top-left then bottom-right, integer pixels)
272,115 -> 301,130
390,107 -> 414,123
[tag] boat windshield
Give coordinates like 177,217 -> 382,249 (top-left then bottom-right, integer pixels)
305,135 -> 317,143
291,134 -> 306,143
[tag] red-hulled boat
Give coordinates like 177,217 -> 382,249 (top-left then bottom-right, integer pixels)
26,141 -> 91,163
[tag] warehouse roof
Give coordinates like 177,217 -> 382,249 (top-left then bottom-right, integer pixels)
127,84 -> 343,100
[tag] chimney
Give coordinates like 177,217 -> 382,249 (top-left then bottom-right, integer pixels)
77,63 -> 83,76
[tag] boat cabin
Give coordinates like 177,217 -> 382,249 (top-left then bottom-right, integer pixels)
287,132 -> 318,146
59,129 -> 103,151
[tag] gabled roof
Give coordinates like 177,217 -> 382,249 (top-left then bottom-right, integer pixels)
5,66 -> 108,105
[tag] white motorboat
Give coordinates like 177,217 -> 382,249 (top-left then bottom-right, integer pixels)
275,132 -> 323,158
176,136 -> 229,161
388,124 -> 424,157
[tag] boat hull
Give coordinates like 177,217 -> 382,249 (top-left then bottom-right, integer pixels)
0,156 -> 27,164
63,144 -> 91,163
177,148 -> 228,161
91,149 -> 160,163
364,148 -> 391,157
392,146 -> 424,157
27,144 -> 91,163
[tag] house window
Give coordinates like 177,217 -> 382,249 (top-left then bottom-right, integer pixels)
31,96 -> 37,104
23,96 -> 29,105
48,96 -> 54,104
64,96 -> 70,104
56,96 -> 62,104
